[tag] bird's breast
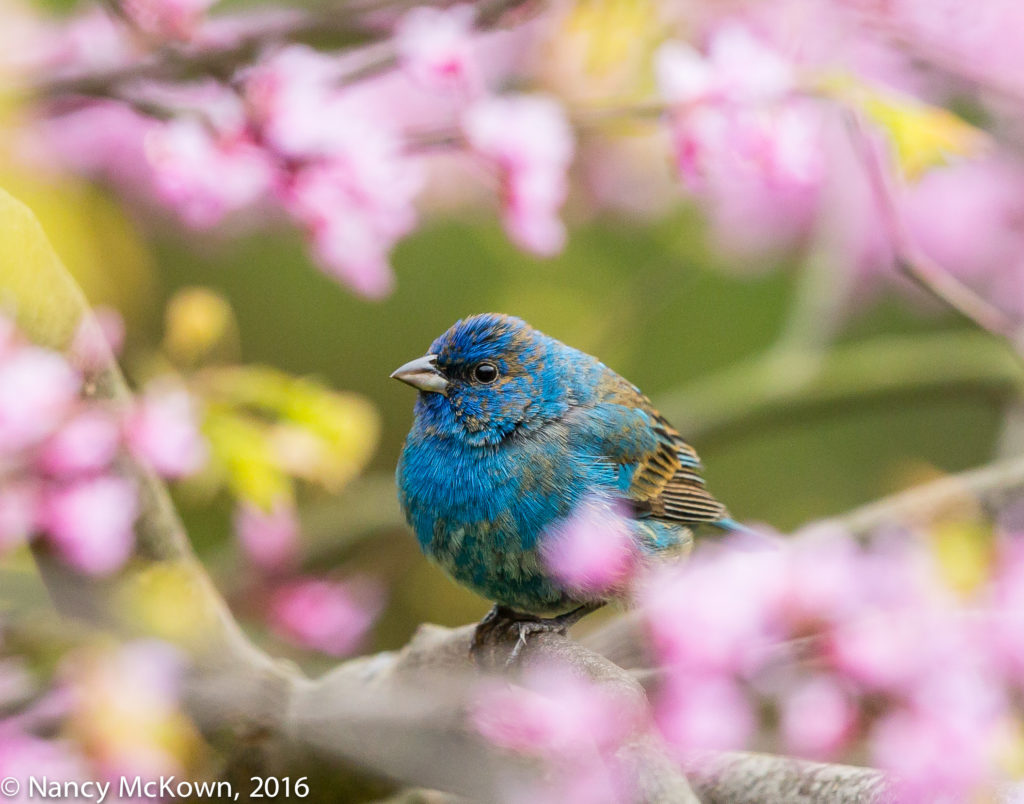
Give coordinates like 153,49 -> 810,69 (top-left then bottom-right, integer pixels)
396,423 -> 600,610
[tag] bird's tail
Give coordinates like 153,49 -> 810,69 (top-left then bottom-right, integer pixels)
712,517 -> 782,551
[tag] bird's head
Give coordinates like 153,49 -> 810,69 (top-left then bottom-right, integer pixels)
391,313 -> 582,445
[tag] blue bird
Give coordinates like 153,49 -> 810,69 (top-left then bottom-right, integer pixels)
391,313 -> 739,656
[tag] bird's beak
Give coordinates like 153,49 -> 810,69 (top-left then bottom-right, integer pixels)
390,354 -> 449,396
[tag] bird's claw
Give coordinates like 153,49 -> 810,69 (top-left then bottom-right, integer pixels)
470,603 -> 604,670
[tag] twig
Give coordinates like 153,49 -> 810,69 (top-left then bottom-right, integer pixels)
30,0 -> 536,101
658,330 -> 1023,445
845,111 -> 1024,359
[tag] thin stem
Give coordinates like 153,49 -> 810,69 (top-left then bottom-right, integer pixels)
845,111 -> 1024,361
658,330 -> 1023,445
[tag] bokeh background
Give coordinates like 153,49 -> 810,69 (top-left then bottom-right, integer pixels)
15,177 -> 1006,654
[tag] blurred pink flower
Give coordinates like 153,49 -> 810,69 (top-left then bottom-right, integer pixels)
0,346 -> 80,455
640,547 -> 783,675
243,47 -> 423,296
542,497 -> 635,595
0,483 -> 38,553
124,385 -> 206,478
146,119 -> 275,228
269,578 -> 382,656
778,675 -> 857,759
463,94 -> 574,256
38,409 -> 120,477
828,612 -> 935,692
121,0 -> 217,40
285,154 -> 420,298
841,0 -> 1024,95
234,499 -> 299,571
36,7 -> 134,76
62,639 -> 188,779
471,661 -> 641,757
655,24 -> 795,106
243,46 -> 341,158
656,673 -> 755,753
70,307 -> 126,372
41,475 -> 138,575
395,5 -> 479,93
36,101 -> 159,194
0,733 -> 90,802
781,524 -> 879,624
870,696 -> 1000,804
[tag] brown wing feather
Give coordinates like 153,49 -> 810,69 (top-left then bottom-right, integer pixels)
592,370 -> 729,525
628,405 -> 728,525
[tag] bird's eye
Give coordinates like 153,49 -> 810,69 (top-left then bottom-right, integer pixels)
472,361 -> 499,384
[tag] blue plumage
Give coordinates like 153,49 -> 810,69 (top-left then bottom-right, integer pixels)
392,313 -> 735,616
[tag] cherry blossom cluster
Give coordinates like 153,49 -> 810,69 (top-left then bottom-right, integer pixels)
651,8 -> 1024,316
28,3 -> 572,298
20,0 -> 1024,314
472,503 -> 1024,802
0,312 -> 204,576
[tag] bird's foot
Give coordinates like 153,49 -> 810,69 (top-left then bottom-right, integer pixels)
470,603 -> 605,670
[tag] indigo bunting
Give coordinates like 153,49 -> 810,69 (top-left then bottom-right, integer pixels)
392,314 -> 739,652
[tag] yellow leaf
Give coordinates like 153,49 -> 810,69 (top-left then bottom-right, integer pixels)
0,185 -> 87,347
202,407 -> 292,507
929,519 -> 994,596
163,286 -> 238,367
200,366 -> 379,493
822,75 -> 988,179
0,170 -> 156,323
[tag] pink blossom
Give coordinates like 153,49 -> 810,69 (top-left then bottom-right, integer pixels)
243,46 -> 341,158
828,612 -> 936,692
0,483 -> 38,553
778,675 -> 857,759
656,673 -> 755,753
870,699 -> 999,803
542,497 -> 635,595
0,733 -> 90,802
285,155 -> 420,298
655,25 -> 795,106
146,119 -> 275,228
124,385 -> 206,478
640,547 -> 784,674
471,661 -> 641,757
0,346 -> 80,455
463,95 -> 574,256
781,524 -> 871,624
243,47 -> 423,296
269,578 -> 382,656
41,475 -> 138,575
35,7 -> 134,76
121,0 -> 217,40
234,500 -> 299,571
70,307 -> 125,372
395,5 -> 478,93
36,101 -> 159,194
38,409 -> 120,477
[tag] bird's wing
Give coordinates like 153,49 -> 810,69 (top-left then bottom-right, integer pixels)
588,374 -> 728,526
